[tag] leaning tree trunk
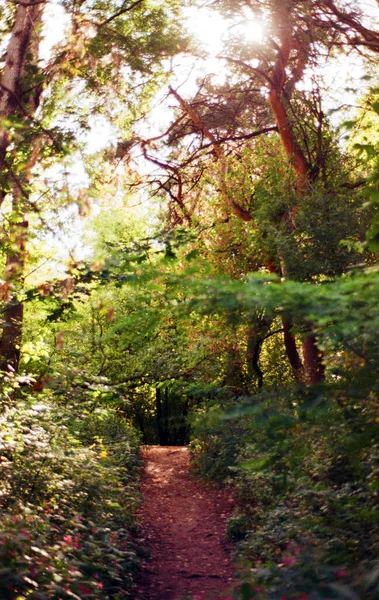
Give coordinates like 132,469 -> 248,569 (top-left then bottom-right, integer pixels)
0,0 -> 45,372
0,0 -> 46,186
267,6 -> 325,385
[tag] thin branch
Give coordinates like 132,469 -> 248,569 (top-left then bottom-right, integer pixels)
143,115 -> 186,144
340,179 -> 367,189
199,126 -> 278,151
218,56 -> 275,87
261,328 -> 285,342
321,0 -> 379,51
99,0 -> 144,27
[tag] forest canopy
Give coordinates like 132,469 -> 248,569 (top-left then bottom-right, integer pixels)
0,0 -> 378,599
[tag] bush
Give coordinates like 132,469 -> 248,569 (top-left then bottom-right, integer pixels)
0,390 -> 141,599
190,385 -> 379,599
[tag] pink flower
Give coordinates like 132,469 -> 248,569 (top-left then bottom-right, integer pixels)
78,583 -> 92,595
63,535 -> 72,544
28,564 -> 37,578
21,529 -> 32,540
337,569 -> 348,578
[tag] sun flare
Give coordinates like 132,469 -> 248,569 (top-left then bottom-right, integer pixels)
186,6 -> 265,58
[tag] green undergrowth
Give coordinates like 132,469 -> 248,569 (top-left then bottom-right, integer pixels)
190,383 -> 379,600
0,375 -> 142,600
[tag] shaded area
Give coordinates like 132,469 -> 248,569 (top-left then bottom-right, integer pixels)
136,446 -> 235,600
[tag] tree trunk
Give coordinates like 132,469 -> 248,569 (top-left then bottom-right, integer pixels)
156,387 -> 169,445
246,316 -> 274,390
0,210 -> 27,372
302,332 -> 325,384
0,1 -> 45,372
282,318 -> 304,382
267,7 -> 325,385
0,296 -> 24,373
0,0 -> 46,188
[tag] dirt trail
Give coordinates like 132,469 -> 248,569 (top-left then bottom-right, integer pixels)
136,446 -> 235,600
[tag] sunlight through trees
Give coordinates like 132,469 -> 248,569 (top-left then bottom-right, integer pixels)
0,1 -> 378,598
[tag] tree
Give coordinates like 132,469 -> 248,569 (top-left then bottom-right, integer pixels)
0,0 -> 187,372
136,0 -> 378,384
0,0 -> 46,371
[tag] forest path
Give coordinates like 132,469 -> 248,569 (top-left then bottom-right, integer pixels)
136,446 -> 235,600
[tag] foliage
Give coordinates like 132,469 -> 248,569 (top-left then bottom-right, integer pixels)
1,0 -> 379,597
0,381 -> 141,600
235,558 -> 379,600
188,264 -> 378,599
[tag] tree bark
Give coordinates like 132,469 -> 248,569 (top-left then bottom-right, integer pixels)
0,1 -> 45,371
0,193 -> 27,371
0,294 -> 24,373
156,387 -> 169,445
282,318 -> 304,382
0,0 -> 46,189
266,6 -> 325,385
302,332 -> 325,384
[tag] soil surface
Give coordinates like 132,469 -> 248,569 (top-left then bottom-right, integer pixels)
136,446 -> 235,600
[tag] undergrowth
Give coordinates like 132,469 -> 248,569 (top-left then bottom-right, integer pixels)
0,373 -> 141,600
190,382 -> 379,600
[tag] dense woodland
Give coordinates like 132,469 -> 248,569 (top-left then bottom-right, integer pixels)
0,0 -> 379,598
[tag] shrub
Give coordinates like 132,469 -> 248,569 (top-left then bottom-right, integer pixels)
0,391 -> 141,599
190,386 -> 379,599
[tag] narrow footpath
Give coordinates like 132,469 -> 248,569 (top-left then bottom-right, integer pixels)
136,446 -> 235,600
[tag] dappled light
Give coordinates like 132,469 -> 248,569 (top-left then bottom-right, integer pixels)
0,0 -> 379,599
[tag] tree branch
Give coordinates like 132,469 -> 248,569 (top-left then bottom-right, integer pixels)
217,56 -> 275,87
99,0 -> 144,27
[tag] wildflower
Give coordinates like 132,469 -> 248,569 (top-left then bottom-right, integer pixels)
63,535 -> 73,545
72,536 -> 81,549
28,564 -> 37,578
337,569 -> 348,578
21,529 -> 32,540
78,583 -> 92,595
